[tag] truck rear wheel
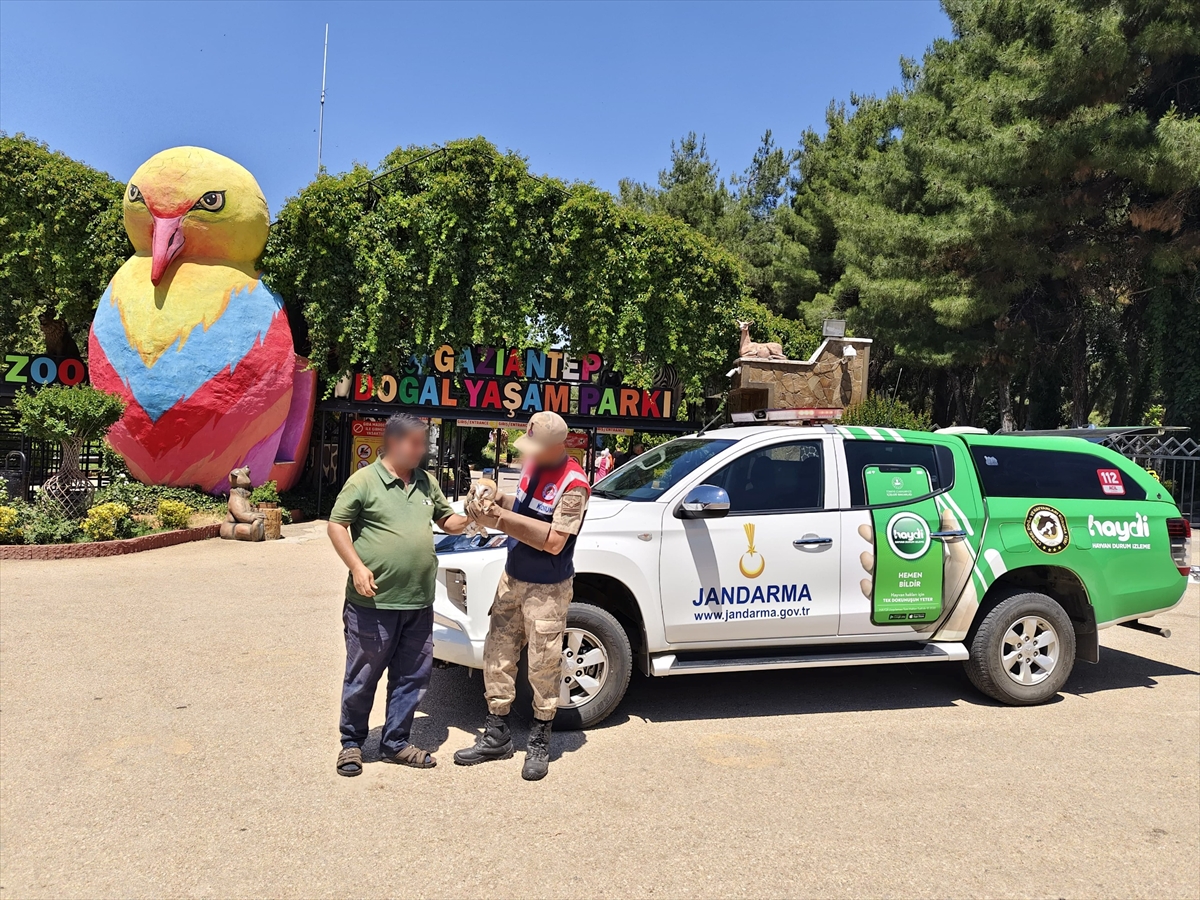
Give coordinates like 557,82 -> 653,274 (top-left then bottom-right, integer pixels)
965,591 -> 1076,705
515,602 -> 632,730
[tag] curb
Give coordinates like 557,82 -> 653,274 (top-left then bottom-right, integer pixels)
0,524 -> 222,560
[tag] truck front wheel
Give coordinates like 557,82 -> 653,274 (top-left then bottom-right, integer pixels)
515,602 -> 633,730
965,591 -> 1076,705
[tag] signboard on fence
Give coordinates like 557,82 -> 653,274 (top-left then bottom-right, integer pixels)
351,419 -> 385,470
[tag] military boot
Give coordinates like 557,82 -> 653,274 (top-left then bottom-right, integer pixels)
453,714 -> 514,766
521,719 -> 552,781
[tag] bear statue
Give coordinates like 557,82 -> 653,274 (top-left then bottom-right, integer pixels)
219,467 -> 266,542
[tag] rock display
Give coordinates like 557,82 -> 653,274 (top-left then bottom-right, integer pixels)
730,337 -> 871,418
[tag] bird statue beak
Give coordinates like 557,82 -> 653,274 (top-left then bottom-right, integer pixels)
150,213 -> 186,285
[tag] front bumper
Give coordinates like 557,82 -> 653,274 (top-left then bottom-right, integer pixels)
432,604 -> 485,669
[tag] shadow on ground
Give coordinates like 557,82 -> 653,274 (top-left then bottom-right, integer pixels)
417,644 -> 1197,735
362,665 -> 588,763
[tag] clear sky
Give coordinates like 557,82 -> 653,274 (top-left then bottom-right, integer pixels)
0,0 -> 950,215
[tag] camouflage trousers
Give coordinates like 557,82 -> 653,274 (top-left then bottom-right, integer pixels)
483,571 -> 573,721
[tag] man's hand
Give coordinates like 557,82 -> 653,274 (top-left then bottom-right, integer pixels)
351,564 -> 378,598
470,499 -> 502,530
438,513 -> 472,535
328,520 -> 379,597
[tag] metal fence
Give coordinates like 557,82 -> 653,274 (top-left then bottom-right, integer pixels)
1103,431 -> 1198,523
0,432 -> 117,503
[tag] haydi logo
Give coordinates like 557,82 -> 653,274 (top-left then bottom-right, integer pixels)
886,512 -> 931,560
1088,512 -> 1149,543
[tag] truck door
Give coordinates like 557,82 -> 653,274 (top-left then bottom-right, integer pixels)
836,431 -> 981,635
659,436 -> 842,643
861,464 -> 944,624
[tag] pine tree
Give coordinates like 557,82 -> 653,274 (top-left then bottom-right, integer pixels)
796,0 -> 1199,430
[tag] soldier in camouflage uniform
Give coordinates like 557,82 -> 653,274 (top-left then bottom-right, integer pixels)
454,411 -> 590,780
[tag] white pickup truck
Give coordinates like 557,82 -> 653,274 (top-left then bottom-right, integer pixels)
431,425 -> 1190,728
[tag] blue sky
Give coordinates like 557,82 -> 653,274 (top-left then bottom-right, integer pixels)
0,0 -> 950,215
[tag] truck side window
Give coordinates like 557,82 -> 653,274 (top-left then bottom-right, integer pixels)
843,441 -> 954,508
969,445 -> 1147,500
704,441 -> 824,514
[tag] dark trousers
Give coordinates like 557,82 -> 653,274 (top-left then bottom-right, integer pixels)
339,601 -> 434,754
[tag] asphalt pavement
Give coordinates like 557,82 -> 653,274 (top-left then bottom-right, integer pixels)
1,522 -> 1197,899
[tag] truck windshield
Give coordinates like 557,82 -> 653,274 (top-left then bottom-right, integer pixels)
592,438 -> 734,501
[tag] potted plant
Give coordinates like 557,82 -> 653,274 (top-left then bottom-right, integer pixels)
14,385 -> 126,518
249,479 -> 283,539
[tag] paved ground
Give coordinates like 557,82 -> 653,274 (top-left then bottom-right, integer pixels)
1,523 -> 1197,899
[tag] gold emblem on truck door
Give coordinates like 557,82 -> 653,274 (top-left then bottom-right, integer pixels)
739,522 -> 765,578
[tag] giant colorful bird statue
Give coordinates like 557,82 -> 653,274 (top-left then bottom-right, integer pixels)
89,147 -> 315,494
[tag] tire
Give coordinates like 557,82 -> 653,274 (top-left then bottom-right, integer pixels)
515,602 -> 632,730
965,591 -> 1076,705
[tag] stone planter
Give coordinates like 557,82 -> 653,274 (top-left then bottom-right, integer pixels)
0,524 -> 221,560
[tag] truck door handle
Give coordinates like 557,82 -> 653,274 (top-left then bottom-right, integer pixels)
931,529 -> 967,541
793,536 -> 833,547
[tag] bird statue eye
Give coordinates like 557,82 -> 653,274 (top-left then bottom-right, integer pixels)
127,184 -> 144,203
192,191 -> 226,212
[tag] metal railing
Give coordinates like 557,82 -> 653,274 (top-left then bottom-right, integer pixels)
0,432 -> 118,503
1103,431 -> 1198,523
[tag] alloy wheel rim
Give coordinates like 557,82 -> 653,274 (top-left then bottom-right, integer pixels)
559,627 -> 609,709
1000,615 -> 1059,686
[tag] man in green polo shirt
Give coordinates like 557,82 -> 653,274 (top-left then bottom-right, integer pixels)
327,413 -> 470,776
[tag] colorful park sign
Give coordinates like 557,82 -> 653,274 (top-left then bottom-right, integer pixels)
351,344 -> 675,420
1,353 -> 89,394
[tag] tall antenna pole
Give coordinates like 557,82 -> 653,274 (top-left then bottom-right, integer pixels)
317,23 -> 329,175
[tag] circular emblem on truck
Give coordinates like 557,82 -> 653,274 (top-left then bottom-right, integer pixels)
886,512 -> 931,560
1025,505 -> 1069,553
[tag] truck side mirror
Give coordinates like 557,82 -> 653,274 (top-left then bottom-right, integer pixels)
677,484 -> 731,519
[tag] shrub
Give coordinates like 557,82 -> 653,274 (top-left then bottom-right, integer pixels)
81,501 -> 136,542
840,394 -> 932,432
100,440 -> 130,478
94,481 -> 224,515
0,505 -> 21,544
20,499 -> 84,544
249,480 -> 280,505
157,499 -> 193,530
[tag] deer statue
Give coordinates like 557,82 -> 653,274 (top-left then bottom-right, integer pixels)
737,320 -> 788,360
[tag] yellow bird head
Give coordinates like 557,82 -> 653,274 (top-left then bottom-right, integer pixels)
123,146 -> 269,285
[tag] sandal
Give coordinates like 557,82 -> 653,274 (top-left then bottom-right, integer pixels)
382,744 -> 436,769
337,746 -> 363,777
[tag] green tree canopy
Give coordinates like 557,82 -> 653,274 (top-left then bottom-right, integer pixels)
795,0 -> 1199,430
262,137 -> 752,403
14,384 -> 126,445
619,132 -> 824,334
0,134 -> 131,358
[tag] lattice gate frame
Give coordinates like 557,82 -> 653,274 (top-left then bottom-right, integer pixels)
1103,432 -> 1198,524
